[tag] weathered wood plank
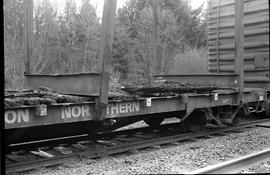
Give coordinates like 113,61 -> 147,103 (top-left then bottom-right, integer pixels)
234,0 -> 244,100
151,0 -> 162,76
24,0 -> 33,74
121,81 -> 218,97
95,0 -> 117,121
4,87 -> 96,107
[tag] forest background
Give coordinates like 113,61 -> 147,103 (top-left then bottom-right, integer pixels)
4,0 -> 208,90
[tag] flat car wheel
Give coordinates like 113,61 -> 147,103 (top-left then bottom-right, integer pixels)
266,101 -> 270,118
183,111 -> 206,132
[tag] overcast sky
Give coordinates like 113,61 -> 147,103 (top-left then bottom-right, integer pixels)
44,0 -> 206,18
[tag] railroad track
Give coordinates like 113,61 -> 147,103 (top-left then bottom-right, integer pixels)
6,122 -> 180,152
188,147 -> 270,174
5,118 -> 270,174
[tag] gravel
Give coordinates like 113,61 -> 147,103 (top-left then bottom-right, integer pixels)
8,126 -> 270,175
240,161 -> 270,173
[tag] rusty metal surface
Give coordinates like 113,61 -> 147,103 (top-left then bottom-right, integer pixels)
154,74 -> 238,88
208,0 -> 270,90
4,86 -> 266,130
24,73 -> 100,96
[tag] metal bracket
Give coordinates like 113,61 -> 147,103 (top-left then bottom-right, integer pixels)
180,94 -> 194,122
242,103 -> 250,115
35,105 -> 47,117
145,98 -> 152,107
202,108 -> 223,126
255,101 -> 264,113
211,93 -> 219,101
94,98 -> 108,121
180,109 -> 194,122
182,94 -> 189,109
226,105 -> 241,124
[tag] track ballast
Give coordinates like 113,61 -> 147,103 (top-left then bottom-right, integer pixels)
6,117 -> 270,174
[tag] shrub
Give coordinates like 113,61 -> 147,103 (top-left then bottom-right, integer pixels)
169,47 -> 208,74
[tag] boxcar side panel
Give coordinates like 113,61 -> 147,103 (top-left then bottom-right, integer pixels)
208,0 -> 270,90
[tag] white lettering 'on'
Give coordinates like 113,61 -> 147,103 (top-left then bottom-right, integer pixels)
5,111 -> 17,124
17,110 -> 29,122
5,110 -> 29,124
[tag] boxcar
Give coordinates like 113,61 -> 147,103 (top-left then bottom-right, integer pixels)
208,0 -> 269,89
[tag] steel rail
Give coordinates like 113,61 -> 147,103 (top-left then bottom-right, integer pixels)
187,148 -> 270,174
6,118 -> 270,174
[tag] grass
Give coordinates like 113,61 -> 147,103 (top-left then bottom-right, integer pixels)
111,47 -> 209,88
109,71 -> 122,90
5,47 -> 208,91
170,47 -> 208,74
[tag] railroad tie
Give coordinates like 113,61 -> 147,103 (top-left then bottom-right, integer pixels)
53,146 -> 73,155
96,140 -> 117,147
30,150 -> 55,158
72,143 -> 89,151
